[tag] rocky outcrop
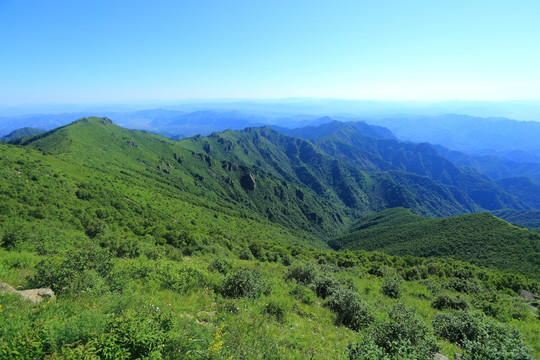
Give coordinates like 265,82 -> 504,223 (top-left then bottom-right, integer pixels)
0,282 -> 55,303
240,172 -> 256,191
520,289 -> 538,300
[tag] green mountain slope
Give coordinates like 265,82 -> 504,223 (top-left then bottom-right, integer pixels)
491,209 -> 540,229
346,207 -> 425,232
278,120 -> 529,212
496,177 -> 540,209
180,126 -> 506,217
331,210 -> 540,279
9,117 -> 341,246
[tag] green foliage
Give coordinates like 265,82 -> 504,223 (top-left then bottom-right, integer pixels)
285,262 -> 318,285
314,272 -> 340,299
208,257 -> 233,275
431,293 -> 469,310
219,267 -> 269,299
289,284 -> 316,305
334,211 -> 540,280
380,275 -> 403,299
263,297 -> 289,323
327,287 -> 373,331
126,257 -> 210,294
433,310 -> 533,360
433,310 -> 488,344
30,246 -> 115,295
369,304 -> 439,359
347,304 -> 439,360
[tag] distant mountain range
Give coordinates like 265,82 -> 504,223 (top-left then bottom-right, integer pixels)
0,127 -> 44,142
3,110 -> 540,159
367,114 -> 540,160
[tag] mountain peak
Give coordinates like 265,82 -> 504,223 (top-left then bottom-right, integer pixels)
73,116 -> 114,126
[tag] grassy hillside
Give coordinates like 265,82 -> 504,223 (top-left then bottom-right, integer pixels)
15,117 -> 357,241
331,211 -> 540,280
1,117 -> 539,359
346,207 -> 425,232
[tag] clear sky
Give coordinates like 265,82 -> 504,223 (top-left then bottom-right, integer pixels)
1,0 -> 539,105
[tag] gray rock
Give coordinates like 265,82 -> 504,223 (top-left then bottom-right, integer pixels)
520,289 -> 538,299
0,281 -> 55,303
434,354 -> 448,360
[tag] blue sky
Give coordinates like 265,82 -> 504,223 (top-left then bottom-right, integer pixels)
1,0 -> 539,105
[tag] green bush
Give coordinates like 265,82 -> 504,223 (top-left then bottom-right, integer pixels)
30,246 -> 114,295
69,306 -> 175,360
219,267 -> 268,299
208,257 -> 233,275
327,287 -> 373,331
432,310 -> 485,344
285,262 -> 318,285
471,293 -> 530,321
347,338 -> 426,360
380,276 -> 402,299
431,293 -> 469,310
313,272 -> 340,299
463,334 -> 533,360
443,278 -> 485,294
346,339 -> 391,360
369,304 -> 439,359
128,258 -> 210,294
433,310 -> 533,359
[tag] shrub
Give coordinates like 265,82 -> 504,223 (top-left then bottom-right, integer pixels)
96,307 -> 174,359
314,272 -> 340,299
443,278 -> 485,294
208,257 -> 233,275
128,258 -> 210,294
433,311 -> 485,344
433,310 -> 533,360
346,339 -> 391,360
380,276 -> 402,299
238,248 -> 254,260
347,338 -> 424,360
370,303 -> 439,359
431,293 -> 469,310
219,268 -> 268,299
285,262 -> 318,285
327,287 -> 373,331
30,246 -> 114,295
463,332 -> 533,360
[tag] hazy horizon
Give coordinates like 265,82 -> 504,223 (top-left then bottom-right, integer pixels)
2,99 -> 540,123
